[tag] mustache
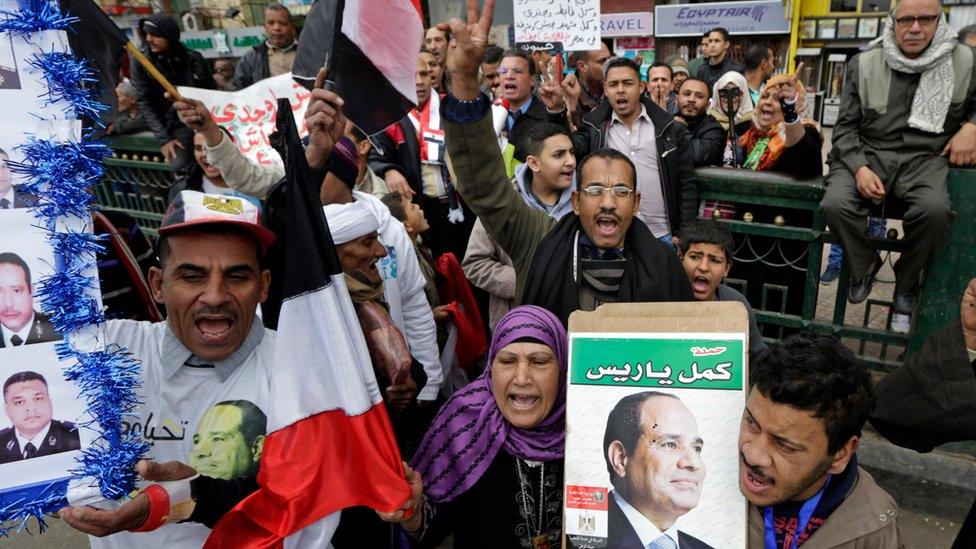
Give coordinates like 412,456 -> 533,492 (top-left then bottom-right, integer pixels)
741,452 -> 773,483
192,305 -> 237,321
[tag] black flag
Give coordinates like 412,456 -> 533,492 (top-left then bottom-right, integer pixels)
291,0 -> 424,134
59,0 -> 129,128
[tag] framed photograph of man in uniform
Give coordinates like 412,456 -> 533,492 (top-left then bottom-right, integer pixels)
0,342 -> 91,498
0,209 -> 63,347
564,303 -> 749,549
0,35 -> 20,91
0,132 -> 36,211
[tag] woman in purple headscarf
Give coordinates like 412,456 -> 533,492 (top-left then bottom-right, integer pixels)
379,305 -> 568,548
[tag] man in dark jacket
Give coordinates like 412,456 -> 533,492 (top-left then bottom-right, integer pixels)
368,51 -> 475,260
696,28 -> 745,89
498,49 -> 567,162
555,57 -> 698,250
438,3 -> 693,325
233,3 -> 297,90
131,14 -> 216,171
870,276 -> 976,548
675,78 -> 725,167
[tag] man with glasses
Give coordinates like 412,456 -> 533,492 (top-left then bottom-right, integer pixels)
822,0 -> 976,318
548,57 -> 698,252
497,49 -> 567,162
437,1 -> 693,324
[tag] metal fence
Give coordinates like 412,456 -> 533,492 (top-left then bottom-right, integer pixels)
96,139 -> 974,372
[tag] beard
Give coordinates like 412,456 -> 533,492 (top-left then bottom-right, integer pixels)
780,456 -> 834,504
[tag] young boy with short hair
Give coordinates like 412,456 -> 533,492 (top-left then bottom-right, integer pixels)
680,218 -> 767,363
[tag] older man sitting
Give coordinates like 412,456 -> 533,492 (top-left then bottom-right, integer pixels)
821,0 -> 976,314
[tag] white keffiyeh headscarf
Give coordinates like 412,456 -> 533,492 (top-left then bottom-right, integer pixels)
881,11 -> 958,133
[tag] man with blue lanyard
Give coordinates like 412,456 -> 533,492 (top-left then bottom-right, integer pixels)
739,331 -> 901,547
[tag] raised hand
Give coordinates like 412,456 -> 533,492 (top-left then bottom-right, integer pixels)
305,67 -> 348,168
780,62 -> 804,103
437,0 -> 495,100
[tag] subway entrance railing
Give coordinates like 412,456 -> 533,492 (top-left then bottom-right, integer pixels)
97,136 -> 975,372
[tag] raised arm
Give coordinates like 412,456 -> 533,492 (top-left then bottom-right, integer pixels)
439,0 -> 552,271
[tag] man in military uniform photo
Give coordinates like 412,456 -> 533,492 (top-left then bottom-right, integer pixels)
0,252 -> 61,347
0,371 -> 81,463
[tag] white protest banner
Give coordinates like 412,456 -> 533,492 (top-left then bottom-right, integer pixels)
178,73 -> 313,168
514,0 -> 600,51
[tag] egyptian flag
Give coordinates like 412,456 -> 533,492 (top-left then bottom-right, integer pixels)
204,100 -> 410,548
291,0 -> 424,134
59,0 -> 129,129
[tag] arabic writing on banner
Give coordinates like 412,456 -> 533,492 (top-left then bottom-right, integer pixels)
178,73 -> 312,168
513,0 -> 600,51
571,335 -> 744,389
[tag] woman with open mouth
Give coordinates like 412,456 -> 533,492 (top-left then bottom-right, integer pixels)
729,73 -> 825,338
379,305 -> 568,548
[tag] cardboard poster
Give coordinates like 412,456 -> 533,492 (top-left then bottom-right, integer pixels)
178,73 -> 313,169
513,0 -> 600,51
564,303 -> 749,549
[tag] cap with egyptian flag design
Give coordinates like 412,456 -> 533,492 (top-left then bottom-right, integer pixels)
158,190 -> 276,249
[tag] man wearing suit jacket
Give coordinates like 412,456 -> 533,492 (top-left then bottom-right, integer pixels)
0,252 -> 61,347
0,371 -> 80,463
0,148 -> 33,209
604,391 -> 714,549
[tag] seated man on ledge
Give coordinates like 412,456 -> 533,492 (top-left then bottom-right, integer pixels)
821,0 -> 976,315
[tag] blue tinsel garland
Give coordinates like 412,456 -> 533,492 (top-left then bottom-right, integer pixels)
0,0 -> 147,536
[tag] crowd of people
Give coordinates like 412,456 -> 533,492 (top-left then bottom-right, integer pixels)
53,0 -> 976,547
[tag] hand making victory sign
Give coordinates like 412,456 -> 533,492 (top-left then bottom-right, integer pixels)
437,0 -> 495,101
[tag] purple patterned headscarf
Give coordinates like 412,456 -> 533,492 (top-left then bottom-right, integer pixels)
412,305 -> 568,502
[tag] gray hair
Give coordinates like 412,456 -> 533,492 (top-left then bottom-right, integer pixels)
117,81 -> 136,97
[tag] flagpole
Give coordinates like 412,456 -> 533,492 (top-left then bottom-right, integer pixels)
124,41 -> 184,101
323,0 -> 344,91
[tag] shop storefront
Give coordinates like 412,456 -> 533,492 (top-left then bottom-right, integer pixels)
602,10 -> 656,73
795,0 -> 891,125
654,1 -> 793,71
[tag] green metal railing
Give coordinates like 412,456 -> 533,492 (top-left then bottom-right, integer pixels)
696,167 -> 975,372
98,134 -> 175,237
94,140 -> 974,372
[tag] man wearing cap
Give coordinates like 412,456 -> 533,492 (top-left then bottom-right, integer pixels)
60,190 -> 278,548
670,58 -> 690,92
132,14 -> 216,171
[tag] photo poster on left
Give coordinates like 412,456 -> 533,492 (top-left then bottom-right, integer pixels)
0,208 -> 95,514
0,0 -> 119,532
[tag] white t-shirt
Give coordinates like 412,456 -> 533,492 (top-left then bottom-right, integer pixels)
90,319 -> 275,549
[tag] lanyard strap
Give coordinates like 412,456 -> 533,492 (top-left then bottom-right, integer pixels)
763,474 -> 831,549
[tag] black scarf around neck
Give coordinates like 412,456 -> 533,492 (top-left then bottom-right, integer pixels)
520,214 -> 693,325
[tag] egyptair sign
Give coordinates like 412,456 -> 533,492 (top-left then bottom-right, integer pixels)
655,0 -> 790,37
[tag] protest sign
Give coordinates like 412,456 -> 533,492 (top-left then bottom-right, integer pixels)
179,73 -> 313,168
513,0 -> 600,51
564,302 -> 749,548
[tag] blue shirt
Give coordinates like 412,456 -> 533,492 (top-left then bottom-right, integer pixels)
506,97 -> 533,133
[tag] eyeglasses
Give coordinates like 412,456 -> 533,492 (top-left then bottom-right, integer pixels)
498,67 -> 527,76
581,184 -> 634,199
894,14 -> 939,28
